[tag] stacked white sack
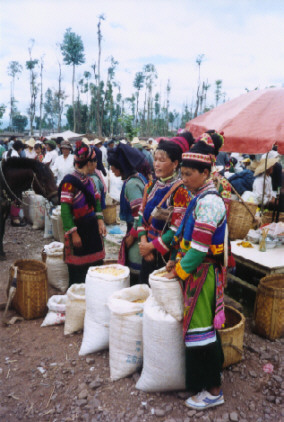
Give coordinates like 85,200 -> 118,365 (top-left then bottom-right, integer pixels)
136,295 -> 185,392
79,264 -> 130,356
149,267 -> 184,321
41,294 -> 67,327
64,284 -> 86,335
44,242 -> 69,292
108,284 -> 151,380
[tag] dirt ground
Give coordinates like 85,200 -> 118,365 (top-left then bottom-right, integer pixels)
0,221 -> 283,422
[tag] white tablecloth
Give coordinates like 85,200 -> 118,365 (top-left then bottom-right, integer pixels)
231,240 -> 284,270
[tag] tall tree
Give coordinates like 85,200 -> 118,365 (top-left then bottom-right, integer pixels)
12,113 -> 28,132
215,79 -> 223,106
60,28 -> 85,132
26,39 -> 39,135
133,71 -> 145,127
0,104 -> 6,127
95,14 -> 105,136
7,61 -> 22,130
54,61 -> 67,132
39,56 -> 44,136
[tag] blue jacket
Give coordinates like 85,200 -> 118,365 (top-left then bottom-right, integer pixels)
229,169 -> 255,195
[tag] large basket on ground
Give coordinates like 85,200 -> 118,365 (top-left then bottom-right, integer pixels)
103,204 -> 117,225
218,305 -> 245,368
253,274 -> 284,340
8,259 -> 48,320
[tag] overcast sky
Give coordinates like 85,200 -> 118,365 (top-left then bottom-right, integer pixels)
1,0 -> 284,126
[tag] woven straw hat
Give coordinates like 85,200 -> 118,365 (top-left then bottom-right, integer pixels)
26,137 -> 36,148
254,157 -> 279,176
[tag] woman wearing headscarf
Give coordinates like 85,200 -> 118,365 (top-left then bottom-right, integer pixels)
59,140 -> 106,286
164,133 -> 226,410
89,145 -> 107,211
108,143 -> 148,285
51,140 -> 74,186
137,136 -> 194,284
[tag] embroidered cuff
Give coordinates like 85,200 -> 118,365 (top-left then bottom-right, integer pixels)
175,261 -> 189,280
129,227 -> 138,238
96,212 -> 104,220
152,237 -> 169,255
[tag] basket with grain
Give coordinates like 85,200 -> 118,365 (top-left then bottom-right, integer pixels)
253,274 -> 284,340
7,259 -> 48,320
103,204 -> 117,225
218,305 -> 245,368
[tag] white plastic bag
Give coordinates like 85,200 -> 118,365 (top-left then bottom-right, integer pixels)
44,201 -> 53,239
149,267 -> 184,321
108,284 -> 151,380
51,207 -> 61,241
136,295 -> 185,392
44,242 -> 69,293
79,264 -> 130,356
41,295 -> 67,327
64,284 -> 86,335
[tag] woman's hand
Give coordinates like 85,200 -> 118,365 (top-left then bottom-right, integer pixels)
163,269 -> 177,279
72,231 -> 82,248
139,240 -> 154,257
166,260 -> 176,272
144,252 -> 155,262
98,219 -> 107,236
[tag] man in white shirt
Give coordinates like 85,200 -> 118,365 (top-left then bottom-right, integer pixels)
51,140 -> 74,185
25,138 -> 37,159
2,140 -> 25,160
253,157 -> 279,206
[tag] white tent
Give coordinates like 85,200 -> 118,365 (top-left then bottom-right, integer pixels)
46,130 -> 84,140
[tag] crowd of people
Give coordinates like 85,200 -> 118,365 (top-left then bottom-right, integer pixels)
1,130 -> 283,410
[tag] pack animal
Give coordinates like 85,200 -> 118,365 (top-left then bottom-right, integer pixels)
0,157 -> 58,259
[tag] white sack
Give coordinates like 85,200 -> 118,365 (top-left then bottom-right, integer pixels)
136,295 -> 185,392
79,264 -> 130,356
51,207 -> 61,241
22,191 -> 33,223
41,294 -> 67,327
108,284 -> 151,380
149,267 -> 184,321
44,242 -> 68,293
44,201 -> 53,239
64,284 -> 86,335
30,194 -> 45,229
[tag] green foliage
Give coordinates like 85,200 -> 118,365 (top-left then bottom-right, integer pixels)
12,113 -> 28,132
0,104 -> 6,127
60,28 -> 85,66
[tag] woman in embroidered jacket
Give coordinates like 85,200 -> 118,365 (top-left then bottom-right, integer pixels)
165,133 -> 227,410
59,141 -> 106,286
107,143 -> 147,285
137,134 -> 194,284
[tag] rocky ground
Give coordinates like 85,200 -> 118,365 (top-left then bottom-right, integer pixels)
0,221 -> 283,422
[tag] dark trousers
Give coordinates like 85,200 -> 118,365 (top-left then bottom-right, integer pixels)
185,331 -> 224,394
139,250 -> 169,284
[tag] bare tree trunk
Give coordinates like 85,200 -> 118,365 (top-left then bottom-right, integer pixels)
39,57 -> 44,136
57,62 -> 62,132
72,64 -> 76,132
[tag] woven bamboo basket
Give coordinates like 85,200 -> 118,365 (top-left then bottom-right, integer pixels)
227,200 -> 258,240
253,274 -> 284,340
103,204 -> 117,225
8,259 -> 48,320
261,211 -> 284,226
218,305 -> 245,368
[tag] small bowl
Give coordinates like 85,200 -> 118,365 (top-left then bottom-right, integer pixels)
265,239 -> 277,249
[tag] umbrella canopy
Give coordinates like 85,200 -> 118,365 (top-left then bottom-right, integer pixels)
46,130 -> 84,140
186,88 -> 284,155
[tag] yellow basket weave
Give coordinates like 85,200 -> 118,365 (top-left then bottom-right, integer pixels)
227,200 -> 257,240
218,305 -> 245,368
253,274 -> 284,340
8,259 -> 48,320
103,204 -> 117,225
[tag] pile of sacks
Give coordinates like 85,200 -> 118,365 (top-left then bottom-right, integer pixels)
42,264 -> 186,392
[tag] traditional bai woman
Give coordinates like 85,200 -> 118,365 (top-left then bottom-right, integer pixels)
137,135 -> 194,284
59,141 -> 106,286
165,133 -> 227,410
107,143 -> 147,285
